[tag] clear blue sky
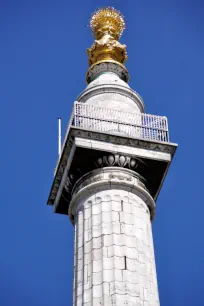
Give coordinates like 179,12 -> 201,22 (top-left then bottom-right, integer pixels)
1,0 -> 203,305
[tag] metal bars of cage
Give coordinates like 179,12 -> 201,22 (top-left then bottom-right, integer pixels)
72,102 -> 169,142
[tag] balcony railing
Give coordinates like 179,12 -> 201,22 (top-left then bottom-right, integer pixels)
55,101 -> 169,175
71,102 -> 169,143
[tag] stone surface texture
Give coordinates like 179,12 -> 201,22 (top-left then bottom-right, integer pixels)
70,167 -> 160,306
77,73 -> 145,114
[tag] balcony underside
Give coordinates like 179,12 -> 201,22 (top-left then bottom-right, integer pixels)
47,126 -> 177,216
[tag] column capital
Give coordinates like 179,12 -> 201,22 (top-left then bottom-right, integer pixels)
69,167 -> 155,223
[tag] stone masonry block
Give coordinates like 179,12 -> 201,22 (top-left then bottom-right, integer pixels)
102,211 -> 112,223
93,248 -> 102,261
110,280 -> 126,295
84,265 -> 88,285
122,202 -> 132,213
126,281 -> 140,296
103,234 -> 113,246
93,259 -> 102,272
103,282 -> 110,295
112,211 -> 120,222
77,284 -> 83,296
140,263 -> 147,275
114,245 -> 124,257
77,246 -> 83,260
139,252 -> 146,263
112,200 -> 122,211
92,213 -> 102,226
92,225 -> 102,238
123,270 -> 139,284
135,228 -> 143,240
101,201 -> 112,212
77,269 -> 83,285
92,203 -> 101,215
84,219 -> 90,231
114,255 -> 125,270
76,294 -> 82,306
125,235 -> 137,248
77,258 -> 83,271
126,258 -> 138,272
114,269 -> 123,281
124,212 -> 133,225
121,223 -> 134,236
113,233 -> 124,246
103,269 -> 114,282
84,289 -> 92,303
93,284 -> 103,298
84,241 -> 92,254
107,246 -> 114,257
102,246 -> 108,257
93,237 -> 102,249
78,234 -> 83,248
102,223 -> 112,235
103,256 -> 114,270
92,271 -> 103,285
112,222 -> 121,234
125,246 -> 138,260
140,275 -> 149,289
84,207 -> 91,220
84,228 -> 92,242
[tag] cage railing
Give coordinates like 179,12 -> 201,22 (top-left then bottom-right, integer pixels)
55,101 -> 169,175
71,102 -> 169,142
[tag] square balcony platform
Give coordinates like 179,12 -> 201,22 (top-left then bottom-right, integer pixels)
47,102 -> 177,215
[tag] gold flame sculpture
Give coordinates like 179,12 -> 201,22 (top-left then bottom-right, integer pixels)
87,7 -> 128,66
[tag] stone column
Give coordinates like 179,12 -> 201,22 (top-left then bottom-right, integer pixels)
69,167 -> 160,306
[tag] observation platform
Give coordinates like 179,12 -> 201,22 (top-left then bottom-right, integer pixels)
47,102 -> 177,216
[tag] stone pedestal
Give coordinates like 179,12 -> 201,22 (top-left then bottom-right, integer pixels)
70,167 -> 160,306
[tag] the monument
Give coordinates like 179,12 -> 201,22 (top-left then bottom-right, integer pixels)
47,7 -> 177,306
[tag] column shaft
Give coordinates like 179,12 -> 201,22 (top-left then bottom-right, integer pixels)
72,185 -> 159,306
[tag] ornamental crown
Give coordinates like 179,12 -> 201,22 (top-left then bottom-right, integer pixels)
90,7 -> 125,40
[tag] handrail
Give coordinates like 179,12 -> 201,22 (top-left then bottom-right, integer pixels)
71,102 -> 169,142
